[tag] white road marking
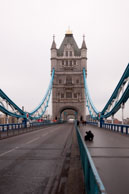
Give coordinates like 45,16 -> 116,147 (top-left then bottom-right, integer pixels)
25,137 -> 40,145
0,125 -> 63,157
0,148 -> 17,157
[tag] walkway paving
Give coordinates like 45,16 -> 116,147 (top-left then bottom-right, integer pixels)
80,124 -> 129,194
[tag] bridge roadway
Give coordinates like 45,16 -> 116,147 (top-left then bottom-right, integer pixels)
80,124 -> 129,194
0,123 -> 84,194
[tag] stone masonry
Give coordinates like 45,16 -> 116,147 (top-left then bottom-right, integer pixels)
51,30 -> 87,121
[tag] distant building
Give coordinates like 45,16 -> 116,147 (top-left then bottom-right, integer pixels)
124,118 -> 129,125
113,119 -> 121,124
0,114 -> 18,124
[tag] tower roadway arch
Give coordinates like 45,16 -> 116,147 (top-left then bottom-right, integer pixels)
53,105 -> 85,121
60,106 -> 78,120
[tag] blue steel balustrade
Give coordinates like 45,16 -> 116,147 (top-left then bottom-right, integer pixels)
101,123 -> 129,134
75,122 -> 106,194
0,119 -> 64,139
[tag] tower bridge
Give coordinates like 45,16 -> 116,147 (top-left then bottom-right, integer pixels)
0,31 -> 129,194
51,30 -> 87,121
0,31 -> 128,123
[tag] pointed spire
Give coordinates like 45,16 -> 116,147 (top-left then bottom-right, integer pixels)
51,34 -> 56,49
81,34 -> 87,49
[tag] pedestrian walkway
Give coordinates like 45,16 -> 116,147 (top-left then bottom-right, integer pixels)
80,124 -> 129,194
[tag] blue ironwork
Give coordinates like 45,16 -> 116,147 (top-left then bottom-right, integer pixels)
0,89 -> 25,118
86,121 -> 98,126
29,68 -> 55,120
0,61 -> 128,123
0,89 -> 24,115
83,64 -> 129,120
83,68 -> 99,120
101,122 -> 129,134
0,119 -> 64,139
101,64 -> 129,118
0,68 -> 55,120
75,122 -> 106,194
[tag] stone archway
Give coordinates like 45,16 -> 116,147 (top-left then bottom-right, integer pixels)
59,106 -> 78,121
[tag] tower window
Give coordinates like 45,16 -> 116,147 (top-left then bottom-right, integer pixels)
66,92 -> 72,98
61,93 -> 64,98
70,51 -> 72,56
59,79 -> 62,84
74,60 -> 76,65
70,61 -> 72,66
66,51 -> 68,56
66,61 -> 68,66
76,79 -> 79,84
74,93 -> 77,98
62,60 -> 64,65
66,77 -> 72,84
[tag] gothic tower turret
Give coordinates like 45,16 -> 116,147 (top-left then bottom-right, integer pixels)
81,35 -> 87,75
51,31 -> 87,121
51,35 -> 57,71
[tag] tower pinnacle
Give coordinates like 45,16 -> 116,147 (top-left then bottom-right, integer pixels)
66,27 -> 72,35
81,34 -> 87,49
51,34 -> 56,49
53,34 -> 55,41
83,34 -> 85,41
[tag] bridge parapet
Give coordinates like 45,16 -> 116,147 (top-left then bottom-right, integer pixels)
102,122 -> 129,134
75,122 -> 106,194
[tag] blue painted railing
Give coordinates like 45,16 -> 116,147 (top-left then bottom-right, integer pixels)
0,120 -> 64,139
75,123 -> 106,194
102,123 -> 129,134
86,121 -> 98,126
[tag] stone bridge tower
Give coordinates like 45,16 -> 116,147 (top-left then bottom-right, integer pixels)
51,30 -> 87,121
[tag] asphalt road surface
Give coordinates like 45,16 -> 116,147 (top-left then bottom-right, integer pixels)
80,124 -> 129,194
0,123 -> 74,194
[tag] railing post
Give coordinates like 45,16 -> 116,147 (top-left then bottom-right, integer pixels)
121,125 -> 123,133
126,126 -> 128,134
7,124 -> 9,136
100,118 -> 104,128
121,103 -> 125,125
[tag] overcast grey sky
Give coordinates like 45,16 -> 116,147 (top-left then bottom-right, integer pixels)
0,0 -> 129,120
